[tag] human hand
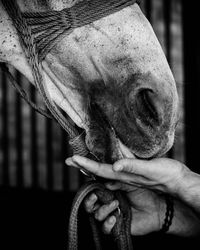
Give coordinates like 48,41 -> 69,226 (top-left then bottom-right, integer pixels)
83,181 -> 166,235
65,155 -> 190,197
66,156 -> 200,237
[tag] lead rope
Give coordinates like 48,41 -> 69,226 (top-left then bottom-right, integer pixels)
68,181 -> 133,250
2,0 -> 134,249
0,63 -> 53,119
2,0 -> 89,156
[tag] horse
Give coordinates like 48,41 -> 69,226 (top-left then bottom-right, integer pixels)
0,0 -> 180,249
0,0 -> 179,164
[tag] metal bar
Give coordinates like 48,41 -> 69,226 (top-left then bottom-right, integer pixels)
163,0 -> 174,158
61,130 -> 70,191
1,68 -> 9,186
182,0 -> 200,172
46,117 -> 53,190
163,0 -> 172,65
30,85 -> 38,187
15,70 -> 23,187
145,0 -> 152,23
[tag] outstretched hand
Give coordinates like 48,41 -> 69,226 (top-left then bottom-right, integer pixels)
66,156 -> 200,237
65,155 -> 189,197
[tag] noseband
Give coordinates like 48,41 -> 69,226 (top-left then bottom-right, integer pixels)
1,0 -> 138,249
2,0 -> 137,156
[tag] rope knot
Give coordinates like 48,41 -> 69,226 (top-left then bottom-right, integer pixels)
60,8 -> 73,28
69,133 -> 89,156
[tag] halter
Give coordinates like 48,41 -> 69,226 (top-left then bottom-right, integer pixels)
1,0 -> 138,249
2,0 -> 137,157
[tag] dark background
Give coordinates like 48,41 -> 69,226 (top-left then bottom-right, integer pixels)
0,0 -> 200,249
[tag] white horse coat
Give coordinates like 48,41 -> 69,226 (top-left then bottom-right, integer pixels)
0,0 -> 179,160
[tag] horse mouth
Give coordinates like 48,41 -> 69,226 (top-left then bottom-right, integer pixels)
117,139 -> 136,159
87,101 -> 137,162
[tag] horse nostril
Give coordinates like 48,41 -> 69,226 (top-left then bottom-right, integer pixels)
136,89 -> 162,127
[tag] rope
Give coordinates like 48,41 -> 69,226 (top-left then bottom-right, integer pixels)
0,63 -> 52,119
68,181 -> 133,250
1,0 -> 137,155
1,0 -> 136,249
2,0 -> 89,156
22,0 -> 137,61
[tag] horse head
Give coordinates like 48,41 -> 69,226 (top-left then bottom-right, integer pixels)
0,0 -> 179,162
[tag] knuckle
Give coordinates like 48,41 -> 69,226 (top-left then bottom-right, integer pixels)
102,223 -> 111,235
95,205 -> 108,221
84,203 -> 93,213
84,199 -> 92,209
94,210 -> 101,220
96,162 -> 103,176
95,208 -> 104,221
84,194 -> 97,213
102,216 -> 115,234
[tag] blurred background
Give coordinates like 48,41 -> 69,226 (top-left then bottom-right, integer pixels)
0,0 -> 199,249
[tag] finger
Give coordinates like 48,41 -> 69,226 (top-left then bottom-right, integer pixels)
105,182 -> 136,192
102,216 -> 116,234
113,158 -> 151,176
104,182 -> 122,191
66,157 -> 149,187
94,200 -> 119,221
65,157 -> 80,168
68,155 -> 118,180
84,193 -> 98,213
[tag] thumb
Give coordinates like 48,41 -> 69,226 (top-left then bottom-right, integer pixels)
113,158 -> 148,174
105,182 -> 133,192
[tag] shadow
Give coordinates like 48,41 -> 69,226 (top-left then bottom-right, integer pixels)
0,187 -> 199,250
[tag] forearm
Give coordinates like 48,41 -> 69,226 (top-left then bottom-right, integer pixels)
175,169 -> 200,216
166,199 -> 200,237
156,189 -> 200,237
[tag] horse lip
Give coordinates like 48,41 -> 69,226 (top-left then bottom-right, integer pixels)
117,139 -> 136,159
89,103 -> 136,160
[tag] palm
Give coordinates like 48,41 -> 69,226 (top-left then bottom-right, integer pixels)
123,185 -> 163,235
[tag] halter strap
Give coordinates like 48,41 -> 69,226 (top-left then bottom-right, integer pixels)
1,0 -> 139,178
2,0 -> 87,156
2,0 -> 137,157
1,1 -> 136,249
22,0 -> 137,61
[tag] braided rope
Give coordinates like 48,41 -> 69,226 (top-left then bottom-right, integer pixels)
2,1 -> 136,249
68,181 -> 133,250
22,0 -> 136,60
0,63 -> 53,119
2,0 -> 90,156
2,0 -> 136,154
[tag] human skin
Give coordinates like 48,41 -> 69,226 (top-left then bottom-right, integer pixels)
66,156 -> 200,236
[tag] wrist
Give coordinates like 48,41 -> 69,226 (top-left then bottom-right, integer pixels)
158,194 -> 174,233
165,160 -> 193,199
175,167 -> 200,209
166,199 -> 200,237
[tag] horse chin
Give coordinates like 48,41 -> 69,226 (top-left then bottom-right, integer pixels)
110,135 -> 173,161
85,127 -> 136,163
85,122 -> 159,162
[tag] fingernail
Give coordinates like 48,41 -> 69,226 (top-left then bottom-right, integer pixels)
108,216 -> 116,224
65,158 -> 80,168
111,200 -> 119,208
90,193 -> 97,202
65,158 -> 72,165
113,164 -> 122,172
